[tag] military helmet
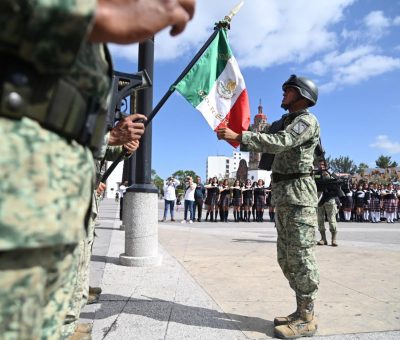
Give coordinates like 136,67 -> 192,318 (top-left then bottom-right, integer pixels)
282,74 -> 318,107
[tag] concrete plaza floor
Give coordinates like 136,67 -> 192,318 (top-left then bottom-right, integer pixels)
80,199 -> 400,339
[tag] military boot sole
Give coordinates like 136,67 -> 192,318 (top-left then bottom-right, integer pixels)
274,320 -> 317,339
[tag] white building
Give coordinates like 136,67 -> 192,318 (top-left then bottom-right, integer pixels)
247,169 -> 271,187
105,161 -> 124,199
206,151 -> 249,180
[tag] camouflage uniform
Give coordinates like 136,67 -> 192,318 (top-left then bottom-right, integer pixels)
318,198 -> 338,233
241,110 -> 320,301
62,143 -> 124,338
0,1 -> 111,339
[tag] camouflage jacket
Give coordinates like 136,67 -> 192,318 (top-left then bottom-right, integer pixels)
0,1 -> 111,250
0,0 -> 111,105
241,111 -> 320,207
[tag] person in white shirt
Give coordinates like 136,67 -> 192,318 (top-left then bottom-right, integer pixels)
181,176 -> 197,224
162,177 -> 180,222
118,181 -> 128,220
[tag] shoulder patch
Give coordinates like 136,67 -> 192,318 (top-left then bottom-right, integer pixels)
291,119 -> 310,136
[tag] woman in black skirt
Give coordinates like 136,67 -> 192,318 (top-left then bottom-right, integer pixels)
363,182 -> 371,222
341,186 -> 353,222
242,179 -> 253,222
218,179 -> 230,222
253,179 -> 266,222
204,177 -> 219,222
231,179 -> 243,222
354,183 -> 365,222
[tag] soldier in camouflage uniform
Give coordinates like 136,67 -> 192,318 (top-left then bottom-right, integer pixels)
217,75 -> 320,339
316,161 -> 339,247
0,1 -> 195,339
63,138 -> 141,340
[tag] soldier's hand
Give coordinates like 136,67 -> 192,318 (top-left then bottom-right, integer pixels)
108,113 -> 147,146
96,182 -> 107,195
90,0 -> 196,43
123,140 -> 140,154
216,127 -> 241,142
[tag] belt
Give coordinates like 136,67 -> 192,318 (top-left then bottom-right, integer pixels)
0,54 -> 106,155
272,172 -> 311,183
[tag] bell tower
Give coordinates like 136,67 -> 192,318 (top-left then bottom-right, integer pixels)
249,100 -> 270,170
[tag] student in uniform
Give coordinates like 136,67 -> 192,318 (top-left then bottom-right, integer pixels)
363,183 -> 371,222
204,177 -> 219,222
242,179 -> 253,222
231,180 -> 243,222
254,179 -> 266,222
219,179 -> 231,222
369,183 -> 381,223
382,183 -> 397,223
354,183 -> 365,222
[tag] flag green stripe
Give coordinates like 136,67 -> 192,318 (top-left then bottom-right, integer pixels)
174,29 -> 233,108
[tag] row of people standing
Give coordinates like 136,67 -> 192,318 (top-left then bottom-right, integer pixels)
340,182 -> 399,223
161,176 -> 276,223
203,177 -> 273,222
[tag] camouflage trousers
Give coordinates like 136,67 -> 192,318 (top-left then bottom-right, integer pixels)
0,244 -> 77,340
318,200 -> 338,233
62,193 -> 99,338
0,117 -> 94,339
275,205 -> 319,300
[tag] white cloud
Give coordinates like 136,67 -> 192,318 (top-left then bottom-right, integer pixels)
109,0 -> 400,93
306,45 -> 375,76
364,10 -> 390,34
370,136 -> 400,154
319,54 -> 400,91
110,0 -> 355,67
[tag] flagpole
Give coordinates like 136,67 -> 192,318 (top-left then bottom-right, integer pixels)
101,2 -> 244,183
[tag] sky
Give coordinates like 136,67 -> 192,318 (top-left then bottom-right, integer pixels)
109,0 -> 400,180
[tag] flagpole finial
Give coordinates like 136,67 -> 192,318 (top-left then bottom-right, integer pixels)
225,1 -> 244,22
215,1 -> 244,30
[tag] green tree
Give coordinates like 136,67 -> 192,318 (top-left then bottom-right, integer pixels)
151,169 -> 164,195
172,170 -> 198,190
375,155 -> 397,168
356,162 -> 369,176
325,155 -> 357,174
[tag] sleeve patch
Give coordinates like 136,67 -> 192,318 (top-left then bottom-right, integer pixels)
290,119 -> 310,136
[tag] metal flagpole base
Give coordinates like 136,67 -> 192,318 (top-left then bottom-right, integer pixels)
119,184 -> 162,267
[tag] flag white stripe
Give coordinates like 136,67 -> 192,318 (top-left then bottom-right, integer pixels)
196,56 -> 246,130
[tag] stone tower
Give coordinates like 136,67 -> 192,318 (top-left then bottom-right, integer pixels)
249,100 -> 270,170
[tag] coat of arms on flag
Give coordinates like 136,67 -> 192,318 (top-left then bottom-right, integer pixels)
174,29 -> 250,148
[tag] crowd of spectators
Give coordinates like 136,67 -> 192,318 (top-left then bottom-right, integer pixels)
159,176 -> 400,224
161,176 -> 275,223
339,181 -> 400,223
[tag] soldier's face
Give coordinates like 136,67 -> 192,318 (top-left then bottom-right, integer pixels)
281,87 -> 299,110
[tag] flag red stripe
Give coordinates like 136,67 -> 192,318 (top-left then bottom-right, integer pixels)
215,89 -> 251,148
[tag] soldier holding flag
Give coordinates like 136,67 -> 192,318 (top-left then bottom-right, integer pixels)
217,75 -> 320,339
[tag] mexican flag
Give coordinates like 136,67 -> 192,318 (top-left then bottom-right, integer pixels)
174,29 -> 250,148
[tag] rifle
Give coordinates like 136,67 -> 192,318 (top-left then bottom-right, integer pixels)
100,70 -> 151,182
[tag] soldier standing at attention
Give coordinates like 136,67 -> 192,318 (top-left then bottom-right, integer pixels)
0,0 -> 195,339
217,75 -> 320,339
316,161 -> 339,247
